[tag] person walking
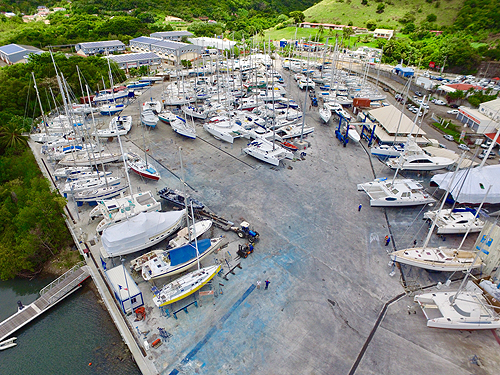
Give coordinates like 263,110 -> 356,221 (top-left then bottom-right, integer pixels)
358,204 -> 362,212
256,280 -> 261,290
265,280 -> 270,290
385,235 -> 391,246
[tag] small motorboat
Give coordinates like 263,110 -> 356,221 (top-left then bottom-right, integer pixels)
0,337 -> 17,351
158,187 -> 204,209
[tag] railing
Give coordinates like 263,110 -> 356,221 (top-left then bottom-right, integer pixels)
39,261 -> 86,297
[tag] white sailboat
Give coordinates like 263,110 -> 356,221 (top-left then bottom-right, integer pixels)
142,237 -> 222,281
243,137 -> 294,166
141,108 -> 159,128
74,184 -> 129,202
152,264 -> 221,307
423,208 -> 485,234
319,104 -> 332,124
170,116 -> 197,139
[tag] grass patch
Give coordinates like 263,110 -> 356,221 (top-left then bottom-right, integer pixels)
433,120 -> 461,140
303,0 -> 465,30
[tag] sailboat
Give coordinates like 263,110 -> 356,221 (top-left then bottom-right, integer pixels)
423,208 -> 485,234
169,115 -> 197,139
390,161 -> 485,271
141,108 -> 159,128
319,103 -> 332,123
126,152 -> 161,181
142,237 -> 222,281
94,116 -> 132,138
152,264 -> 221,307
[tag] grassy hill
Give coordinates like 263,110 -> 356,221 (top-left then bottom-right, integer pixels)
303,0 -> 465,29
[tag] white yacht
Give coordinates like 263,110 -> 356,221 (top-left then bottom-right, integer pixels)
203,118 -> 248,143
390,247 -> 482,272
386,138 -> 455,171
370,144 -> 404,158
94,116 -> 132,138
357,178 -> 436,207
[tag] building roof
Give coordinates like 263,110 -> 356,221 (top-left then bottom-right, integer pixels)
150,31 -> 193,38
106,264 -> 140,300
0,44 -> 31,55
446,83 -> 483,91
78,40 -> 125,49
189,37 -> 237,50
130,36 -> 190,50
374,29 -> 394,34
479,98 -> 500,113
368,105 -> 426,136
393,64 -> 414,73
106,52 -> 160,64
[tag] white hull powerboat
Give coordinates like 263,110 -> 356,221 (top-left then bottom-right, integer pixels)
357,178 -> 436,207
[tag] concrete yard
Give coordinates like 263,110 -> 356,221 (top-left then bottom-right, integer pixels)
37,61 -> 500,375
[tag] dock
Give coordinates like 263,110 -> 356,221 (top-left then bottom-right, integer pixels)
0,262 -> 90,342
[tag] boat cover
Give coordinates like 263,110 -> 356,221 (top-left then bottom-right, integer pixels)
431,165 -> 500,204
169,238 -> 212,266
101,210 -> 184,256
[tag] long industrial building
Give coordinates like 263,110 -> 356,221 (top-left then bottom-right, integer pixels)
129,37 -> 201,65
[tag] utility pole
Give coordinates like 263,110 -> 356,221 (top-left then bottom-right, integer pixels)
440,56 -> 447,76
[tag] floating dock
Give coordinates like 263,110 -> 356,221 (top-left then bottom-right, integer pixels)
0,262 -> 90,342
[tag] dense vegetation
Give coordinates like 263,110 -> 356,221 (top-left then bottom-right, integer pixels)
0,145 -> 72,280
0,54 -> 126,279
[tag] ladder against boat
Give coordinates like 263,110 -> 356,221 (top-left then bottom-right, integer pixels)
0,262 -> 90,342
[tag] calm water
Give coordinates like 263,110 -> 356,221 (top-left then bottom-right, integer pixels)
0,277 -> 141,375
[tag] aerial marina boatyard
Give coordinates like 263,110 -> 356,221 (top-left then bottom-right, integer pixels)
4,48 -> 500,375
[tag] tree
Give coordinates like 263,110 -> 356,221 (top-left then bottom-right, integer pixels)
366,19 -> 377,31
0,118 -> 28,154
376,3 -> 385,13
426,14 -> 437,22
289,11 -> 305,24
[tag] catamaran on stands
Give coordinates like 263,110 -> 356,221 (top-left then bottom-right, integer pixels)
142,100 -> 161,114
423,208 -> 485,234
142,237 -> 223,281
152,264 -> 221,307
243,137 -> 294,166
100,210 -> 185,258
94,116 -> 132,138
91,191 -> 161,234
203,118 -> 248,143
357,178 -> 436,207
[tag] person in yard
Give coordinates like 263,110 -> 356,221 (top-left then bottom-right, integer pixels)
265,280 -> 270,290
385,235 -> 391,246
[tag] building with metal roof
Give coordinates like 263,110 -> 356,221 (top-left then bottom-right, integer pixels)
392,64 -> 414,78
150,31 -> 193,41
104,52 -> 161,70
75,40 -> 126,56
129,36 -> 201,65
0,44 -> 42,64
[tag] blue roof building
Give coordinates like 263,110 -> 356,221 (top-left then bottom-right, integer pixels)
75,40 -> 126,56
0,44 -> 42,65
393,64 -> 414,78
130,36 -> 202,64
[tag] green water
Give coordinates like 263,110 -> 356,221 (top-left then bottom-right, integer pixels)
0,277 -> 141,375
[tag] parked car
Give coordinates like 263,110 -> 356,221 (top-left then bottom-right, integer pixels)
443,134 -> 454,141
449,104 -> 459,108
447,109 -> 459,115
438,143 -> 447,149
415,91 -> 423,97
434,100 -> 446,105
478,152 -> 495,159
481,142 -> 492,149
458,144 -> 470,151
382,87 -> 389,92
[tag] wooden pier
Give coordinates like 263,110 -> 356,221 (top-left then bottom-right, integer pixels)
0,262 -> 90,342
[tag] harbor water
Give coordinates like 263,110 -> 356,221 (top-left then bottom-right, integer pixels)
0,277 -> 140,375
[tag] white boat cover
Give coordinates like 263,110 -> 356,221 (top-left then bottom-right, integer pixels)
431,165 -> 500,204
101,210 -> 185,257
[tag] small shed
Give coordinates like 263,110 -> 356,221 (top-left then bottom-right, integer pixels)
105,264 -> 143,314
393,64 -> 414,78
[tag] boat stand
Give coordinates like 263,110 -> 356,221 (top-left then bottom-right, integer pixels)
223,262 -> 242,280
335,116 -> 349,147
172,300 -> 198,319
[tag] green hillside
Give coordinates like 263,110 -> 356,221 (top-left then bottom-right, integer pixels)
303,0 -> 465,29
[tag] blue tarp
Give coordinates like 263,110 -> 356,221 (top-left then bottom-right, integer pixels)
169,238 -> 212,266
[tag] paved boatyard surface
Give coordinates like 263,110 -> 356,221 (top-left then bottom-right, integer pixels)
38,58 -> 500,375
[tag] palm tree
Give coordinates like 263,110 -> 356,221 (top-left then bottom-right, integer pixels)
0,119 -> 28,153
